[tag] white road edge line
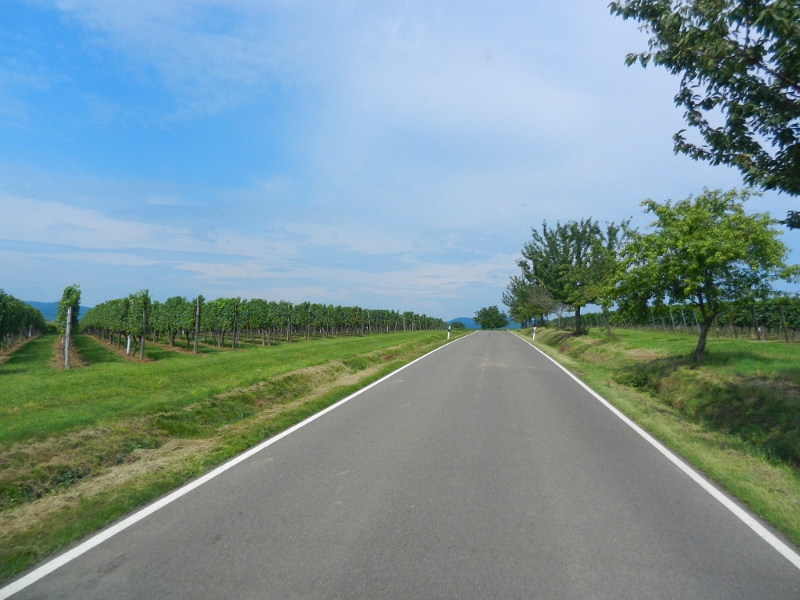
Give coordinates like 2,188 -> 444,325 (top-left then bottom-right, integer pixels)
510,331 -> 800,571
0,332 -> 476,600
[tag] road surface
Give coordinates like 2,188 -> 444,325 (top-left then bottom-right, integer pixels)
5,331 -> 800,599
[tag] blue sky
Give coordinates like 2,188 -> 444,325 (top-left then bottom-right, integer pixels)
1,0 -> 797,320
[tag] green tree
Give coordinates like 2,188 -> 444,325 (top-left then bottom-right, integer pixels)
610,0 -> 800,223
474,306 -> 509,330
502,275 -> 557,327
586,221 -> 631,336
617,188 -> 798,361
518,219 -> 620,335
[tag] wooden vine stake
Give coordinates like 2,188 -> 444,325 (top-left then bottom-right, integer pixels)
194,297 -> 200,354
140,305 -> 146,361
779,303 -> 789,343
64,306 -> 72,369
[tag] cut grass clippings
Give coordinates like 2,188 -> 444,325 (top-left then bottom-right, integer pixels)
516,327 -> 800,551
0,330 -> 465,583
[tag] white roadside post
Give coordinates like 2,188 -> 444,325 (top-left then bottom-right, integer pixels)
447,325 -> 451,340
532,326 -> 536,341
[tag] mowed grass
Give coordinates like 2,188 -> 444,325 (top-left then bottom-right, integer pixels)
0,330 -> 462,582
0,332 -> 443,447
522,327 -> 800,548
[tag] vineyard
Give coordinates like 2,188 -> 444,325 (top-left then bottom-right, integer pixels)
81,291 -> 447,358
554,296 -> 800,342
0,290 -> 46,352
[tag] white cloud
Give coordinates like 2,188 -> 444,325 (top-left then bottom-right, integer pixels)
0,192 -> 201,251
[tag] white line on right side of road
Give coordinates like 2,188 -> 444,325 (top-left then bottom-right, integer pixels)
511,331 -> 800,571
0,331 -> 476,600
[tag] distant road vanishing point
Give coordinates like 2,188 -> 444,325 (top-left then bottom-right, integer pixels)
4,331 -> 800,599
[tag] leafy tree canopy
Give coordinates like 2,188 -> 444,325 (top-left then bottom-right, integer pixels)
517,219 -> 626,334
617,188 -> 798,361
474,306 -> 509,330
502,275 -> 558,327
610,0 -> 800,223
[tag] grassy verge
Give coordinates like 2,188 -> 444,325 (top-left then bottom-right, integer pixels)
0,330 -> 464,582
515,327 -> 800,549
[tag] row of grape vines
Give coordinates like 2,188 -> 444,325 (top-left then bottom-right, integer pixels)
556,296 -> 800,341
80,290 -> 447,355
0,289 -> 47,351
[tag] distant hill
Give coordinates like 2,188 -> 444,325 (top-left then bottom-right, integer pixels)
448,317 -> 479,329
447,317 -> 522,330
25,301 -> 91,322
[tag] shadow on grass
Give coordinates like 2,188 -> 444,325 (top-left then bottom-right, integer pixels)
539,329 -> 800,466
616,352 -> 800,466
72,336 -> 123,364
0,336 -> 53,375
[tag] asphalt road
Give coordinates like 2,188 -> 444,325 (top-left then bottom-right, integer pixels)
6,331 -> 800,599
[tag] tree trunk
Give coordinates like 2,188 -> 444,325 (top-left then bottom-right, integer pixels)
694,320 -> 712,362
574,306 -> 582,335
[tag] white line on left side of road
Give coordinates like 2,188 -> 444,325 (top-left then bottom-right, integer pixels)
509,331 -> 800,571
0,332 -> 475,600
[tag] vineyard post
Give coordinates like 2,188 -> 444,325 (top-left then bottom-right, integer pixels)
668,308 -> 676,333
194,298 -> 200,354
233,309 -> 238,351
64,306 -> 72,369
752,304 -> 761,340
779,303 -> 789,343
140,305 -> 146,361
692,309 -> 700,332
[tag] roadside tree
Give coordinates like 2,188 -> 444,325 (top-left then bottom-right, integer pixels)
474,306 -> 509,330
617,188 -> 798,362
610,0 -> 800,224
518,219 -> 624,334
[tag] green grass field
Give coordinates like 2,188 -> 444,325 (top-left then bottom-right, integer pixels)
0,330 -> 460,582
1,332 -> 449,445
522,327 -> 800,549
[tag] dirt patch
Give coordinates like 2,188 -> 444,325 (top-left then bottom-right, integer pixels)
50,337 -> 88,370
149,339 -> 197,354
625,347 -> 661,361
